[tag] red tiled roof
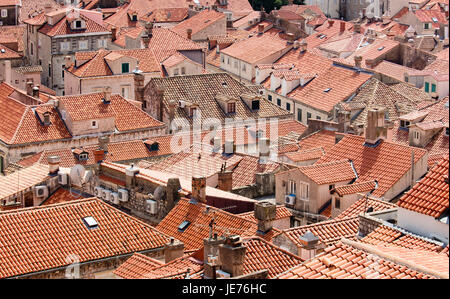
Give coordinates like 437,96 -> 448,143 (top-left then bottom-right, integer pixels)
277,240 -> 441,279
414,9 -> 447,28
0,198 -> 171,278
297,159 -> 357,185
142,7 -> 188,23
298,129 -> 338,152
0,0 -> 20,6
316,135 -> 427,198
0,164 -> 50,200
156,198 -> 280,251
278,217 -> 360,246
39,9 -> 109,37
361,225 -> 445,253
113,252 -> 165,279
335,196 -> 397,220
283,147 -> 325,162
397,155 -> 449,218
58,93 -> 165,131
171,9 -> 226,38
41,188 -> 86,206
333,180 -> 378,196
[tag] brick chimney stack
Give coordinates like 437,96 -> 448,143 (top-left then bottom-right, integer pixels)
111,26 -> 117,41
217,170 -> 233,192
218,235 -> 247,277
166,177 -> 181,212
328,19 -> 334,27
26,80 -> 33,96
299,40 -> 307,52
254,201 -> 276,234
258,24 -> 264,35
297,231 -> 323,260
168,99 -> 177,124
203,234 -> 226,279
192,176 -> 206,203
133,68 -> 145,101
32,85 -> 40,98
164,237 -> 185,263
354,55 -> 363,69
365,108 -> 388,145
340,21 -> 346,32
353,23 -> 361,34
187,28 -> 193,40
93,149 -> 105,164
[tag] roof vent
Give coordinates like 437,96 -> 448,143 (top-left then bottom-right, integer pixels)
323,88 -> 332,93
82,216 -> 98,229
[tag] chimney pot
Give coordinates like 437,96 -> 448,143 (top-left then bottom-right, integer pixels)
26,81 -> 33,96
340,21 -> 346,32
258,24 -> 264,35
187,28 -> 193,40
47,155 -> 61,175
354,55 -> 363,69
192,176 -> 206,203
365,108 -> 387,145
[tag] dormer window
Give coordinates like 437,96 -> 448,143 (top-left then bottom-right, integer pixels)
122,63 -> 130,74
132,14 -> 138,22
91,120 -> 98,129
445,127 -> 449,136
73,149 -> 89,161
251,99 -> 260,110
227,102 -> 236,114
400,120 -> 410,128
79,153 -> 89,161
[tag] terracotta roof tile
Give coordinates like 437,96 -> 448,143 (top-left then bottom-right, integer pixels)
316,135 -> 427,198
277,240 -> 442,279
335,196 -> 397,220
172,9 -> 226,38
0,164 -> 50,200
278,217 -> 360,246
40,188 -> 87,206
297,159 -> 357,185
397,155 -> 449,218
113,252 -> 165,279
239,205 -> 292,222
333,180 -> 378,197
283,147 -> 325,162
0,198 -> 171,278
156,198 -> 280,251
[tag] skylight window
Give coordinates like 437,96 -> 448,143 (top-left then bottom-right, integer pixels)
432,17 -> 438,23
82,216 -> 98,229
377,46 -> 385,51
323,88 -> 332,92
178,220 -> 191,232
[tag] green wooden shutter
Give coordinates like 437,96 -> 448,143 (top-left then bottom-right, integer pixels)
425,82 -> 430,93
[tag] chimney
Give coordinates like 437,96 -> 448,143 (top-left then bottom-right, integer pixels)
365,58 -> 376,69
297,231 -> 322,260
353,23 -> 361,34
213,136 -> 221,152
218,235 -> 247,277
186,28 -> 193,40
191,176 -> 206,203
166,177 -> 181,212
365,108 -> 387,145
164,238 -> 185,263
111,26 -> 117,41
203,234 -> 226,279
103,88 -> 112,103
98,135 -> 110,152
168,100 -> 177,124
64,56 -> 72,68
145,21 -> 153,38
258,137 -> 270,164
354,55 -> 362,69
93,149 -> 105,163
43,111 -> 51,126
224,140 -> 235,154
293,40 -> 299,50
254,201 -> 276,234
258,24 -> 264,35
44,3 -> 52,14
125,164 -> 140,187
328,19 -> 335,27
133,68 -> 145,101
340,21 -> 346,32
299,40 -> 307,52
156,88 -> 164,121
47,155 -> 61,175
32,85 -> 40,98
217,170 -> 233,192
286,32 -> 295,44
26,80 -> 33,96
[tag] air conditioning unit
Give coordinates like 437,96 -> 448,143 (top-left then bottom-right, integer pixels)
102,189 -> 112,202
146,199 -> 157,214
94,186 -> 104,198
179,100 -> 186,108
216,270 -> 231,279
118,189 -> 129,202
58,172 -> 68,185
285,194 -> 296,205
111,192 -> 120,205
34,186 -> 48,198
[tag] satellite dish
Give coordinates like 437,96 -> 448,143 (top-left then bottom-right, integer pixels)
154,186 -> 165,201
83,170 -> 93,183
70,165 -> 86,187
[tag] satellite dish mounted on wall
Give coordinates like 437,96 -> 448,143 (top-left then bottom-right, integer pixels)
70,165 -> 86,187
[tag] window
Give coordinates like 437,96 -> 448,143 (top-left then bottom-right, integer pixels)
277,98 -> 281,106
174,68 -> 179,76
268,94 -> 272,101
286,102 -> 291,111
178,220 -> 191,232
190,107 -> 197,117
91,120 -> 98,129
286,180 -> 297,195
227,58 -> 230,65
329,184 -> 335,191
98,39 -> 107,48
242,64 -> 246,72
431,83 -> 436,93
60,42 -> 70,51
335,197 -> 341,209
121,86 -> 130,98
299,182 -> 309,200
221,55 -> 224,63
307,112 -> 312,123
227,102 -> 236,114
424,23 -> 430,29
1,9 -> 7,18
234,60 -> 238,68
413,131 -> 420,140
424,82 -> 430,93
400,120 -> 410,128
121,63 -> 130,73
30,43 -> 34,55
316,116 -> 321,120
297,108 -> 302,122
62,65 -> 65,78
79,153 -> 89,161
445,127 -> 449,136
252,100 -> 260,110
79,40 -> 88,50
82,216 -> 98,229
181,67 -> 186,75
